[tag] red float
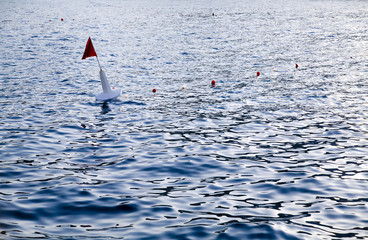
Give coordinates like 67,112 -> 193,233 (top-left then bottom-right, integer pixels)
257,72 -> 260,77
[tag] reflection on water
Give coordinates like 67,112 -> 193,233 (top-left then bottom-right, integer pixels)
1,0 -> 368,239
100,101 -> 111,114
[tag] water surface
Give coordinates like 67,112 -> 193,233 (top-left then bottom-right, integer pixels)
1,0 -> 368,239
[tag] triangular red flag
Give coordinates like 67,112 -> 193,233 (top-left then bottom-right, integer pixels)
82,37 -> 97,60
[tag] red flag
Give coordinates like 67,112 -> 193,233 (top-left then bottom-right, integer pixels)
82,37 -> 97,59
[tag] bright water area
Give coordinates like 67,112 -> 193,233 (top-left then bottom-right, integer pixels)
1,0 -> 368,239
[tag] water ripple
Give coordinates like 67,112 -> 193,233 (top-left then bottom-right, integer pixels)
1,0 -> 368,239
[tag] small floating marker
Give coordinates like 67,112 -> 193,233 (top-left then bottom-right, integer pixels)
295,63 -> 299,69
182,84 -> 186,90
273,68 -> 277,72
211,80 -> 216,87
212,13 -> 215,16
152,88 -> 157,93
61,18 -> 64,21
256,72 -> 261,77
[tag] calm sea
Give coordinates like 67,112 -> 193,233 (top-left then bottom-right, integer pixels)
1,0 -> 368,239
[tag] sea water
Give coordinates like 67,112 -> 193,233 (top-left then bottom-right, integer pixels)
1,0 -> 368,239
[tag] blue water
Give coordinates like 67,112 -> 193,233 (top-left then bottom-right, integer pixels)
1,0 -> 368,239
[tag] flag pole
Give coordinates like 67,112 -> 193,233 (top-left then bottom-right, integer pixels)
96,56 -> 102,70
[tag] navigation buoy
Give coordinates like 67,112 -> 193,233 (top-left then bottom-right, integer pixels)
257,72 -> 261,77
295,64 -> 299,69
182,84 -> 186,90
82,37 -> 122,101
61,18 -> 64,21
211,80 -> 216,87
95,69 -> 122,101
152,89 -> 157,93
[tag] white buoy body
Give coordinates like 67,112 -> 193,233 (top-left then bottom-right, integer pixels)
95,69 -> 121,101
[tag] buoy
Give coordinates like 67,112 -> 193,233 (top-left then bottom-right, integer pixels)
273,68 -> 277,72
295,64 -> 299,69
182,84 -> 186,90
257,72 -> 260,77
211,80 -> 216,87
95,69 -> 122,101
82,37 -> 122,101
61,18 -> 64,21
152,89 -> 157,93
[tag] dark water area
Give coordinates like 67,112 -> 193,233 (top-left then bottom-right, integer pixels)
1,0 -> 368,239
